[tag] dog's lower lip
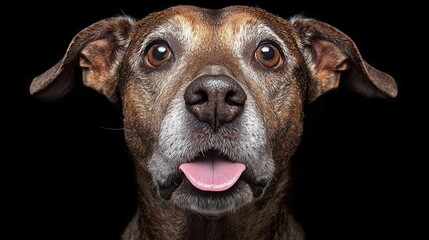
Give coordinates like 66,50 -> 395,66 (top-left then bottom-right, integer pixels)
159,172 -> 268,201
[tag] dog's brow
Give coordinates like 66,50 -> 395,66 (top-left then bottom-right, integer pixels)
139,16 -> 195,53
231,22 -> 292,58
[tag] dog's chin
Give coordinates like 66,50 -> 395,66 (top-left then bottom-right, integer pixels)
158,176 -> 267,216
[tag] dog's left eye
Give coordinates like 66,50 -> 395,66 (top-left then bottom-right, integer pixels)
145,43 -> 172,67
255,43 -> 282,68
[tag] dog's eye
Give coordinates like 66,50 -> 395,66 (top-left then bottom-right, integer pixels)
255,43 -> 282,68
145,43 -> 172,67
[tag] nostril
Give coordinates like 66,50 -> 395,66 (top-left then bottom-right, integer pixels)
195,90 -> 208,105
225,90 -> 246,106
187,90 -> 208,105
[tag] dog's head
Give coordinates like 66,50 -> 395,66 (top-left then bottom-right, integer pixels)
30,5 -> 397,216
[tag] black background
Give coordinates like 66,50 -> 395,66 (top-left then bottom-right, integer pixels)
2,0 -> 428,239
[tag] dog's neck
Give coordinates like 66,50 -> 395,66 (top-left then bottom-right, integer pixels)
122,173 -> 303,240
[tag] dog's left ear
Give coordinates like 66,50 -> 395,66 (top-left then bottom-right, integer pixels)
291,17 -> 398,102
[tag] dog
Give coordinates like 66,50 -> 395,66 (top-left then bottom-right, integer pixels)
29,5 -> 398,240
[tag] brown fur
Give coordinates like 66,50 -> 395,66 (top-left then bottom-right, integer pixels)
29,5 -> 397,240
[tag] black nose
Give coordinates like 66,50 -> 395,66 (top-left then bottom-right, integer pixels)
184,75 -> 247,131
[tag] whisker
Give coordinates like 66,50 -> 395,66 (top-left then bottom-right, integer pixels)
270,172 -> 277,181
99,126 -> 125,131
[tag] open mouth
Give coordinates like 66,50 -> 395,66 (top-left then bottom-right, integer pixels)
158,149 -> 268,215
158,149 -> 247,200
179,150 -> 246,192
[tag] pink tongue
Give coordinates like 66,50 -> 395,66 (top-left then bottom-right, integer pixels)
179,158 -> 246,192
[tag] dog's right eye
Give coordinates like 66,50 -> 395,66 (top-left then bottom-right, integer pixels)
145,43 -> 172,67
255,43 -> 282,69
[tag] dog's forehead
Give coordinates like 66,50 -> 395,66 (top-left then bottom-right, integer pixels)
134,5 -> 288,51
151,5 -> 278,27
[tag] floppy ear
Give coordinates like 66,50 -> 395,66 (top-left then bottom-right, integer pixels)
291,17 -> 398,102
29,16 -> 135,103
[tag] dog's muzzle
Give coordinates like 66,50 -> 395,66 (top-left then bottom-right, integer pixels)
149,75 -> 274,216
179,75 -> 247,192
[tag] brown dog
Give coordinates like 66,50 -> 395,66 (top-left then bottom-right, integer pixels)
29,5 -> 397,240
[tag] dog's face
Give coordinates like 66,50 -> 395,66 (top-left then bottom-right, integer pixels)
124,6 -> 306,215
30,5 -> 397,216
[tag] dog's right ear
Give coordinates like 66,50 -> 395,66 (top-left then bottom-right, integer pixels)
29,16 -> 135,103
